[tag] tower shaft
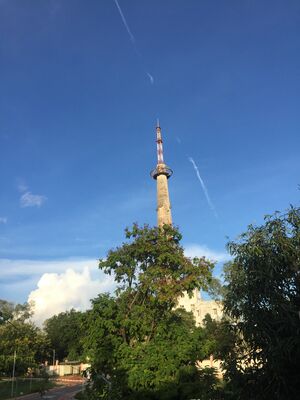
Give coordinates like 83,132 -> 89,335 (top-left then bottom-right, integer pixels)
150,123 -> 173,227
156,173 -> 172,226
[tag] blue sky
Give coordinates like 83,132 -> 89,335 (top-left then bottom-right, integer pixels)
0,0 -> 299,315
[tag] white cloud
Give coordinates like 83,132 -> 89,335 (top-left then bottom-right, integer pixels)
0,244 -> 228,326
0,258 -> 114,311
28,266 -> 114,326
0,217 -> 7,224
20,191 -> 47,208
0,258 -> 98,280
16,180 -> 47,207
185,244 -> 230,263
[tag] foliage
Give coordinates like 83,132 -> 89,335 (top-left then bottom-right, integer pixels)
201,314 -> 236,361
0,300 -> 15,324
82,224 -> 218,399
83,298 -> 223,399
0,302 -> 50,376
0,300 -> 33,325
99,224 -> 214,305
222,207 -> 300,399
44,309 -> 87,361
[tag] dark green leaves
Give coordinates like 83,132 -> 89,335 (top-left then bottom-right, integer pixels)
44,309 -> 86,361
82,224 -> 217,399
223,207 -> 300,399
99,224 -> 214,307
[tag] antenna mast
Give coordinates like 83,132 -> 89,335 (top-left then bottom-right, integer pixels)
150,122 -> 173,226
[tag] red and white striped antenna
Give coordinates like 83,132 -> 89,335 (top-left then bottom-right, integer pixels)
156,119 -> 164,164
151,121 -> 173,180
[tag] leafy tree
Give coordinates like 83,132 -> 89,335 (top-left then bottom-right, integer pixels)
0,300 -> 15,324
201,314 -> 236,361
222,207 -> 300,399
82,224 -> 218,399
0,301 -> 49,376
84,295 -> 221,400
0,300 -> 32,325
44,309 -> 86,361
99,223 -> 213,305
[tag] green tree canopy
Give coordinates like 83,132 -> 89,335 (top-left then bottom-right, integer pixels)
82,224 -> 218,399
44,309 -> 86,361
201,314 -> 236,361
0,300 -> 32,324
0,301 -> 49,376
223,206 -> 300,399
99,224 -> 214,306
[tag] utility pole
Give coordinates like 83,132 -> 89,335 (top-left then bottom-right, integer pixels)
5,319 -> 20,400
11,350 -> 16,399
52,349 -> 56,375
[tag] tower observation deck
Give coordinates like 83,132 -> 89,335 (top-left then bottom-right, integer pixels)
150,122 -> 173,226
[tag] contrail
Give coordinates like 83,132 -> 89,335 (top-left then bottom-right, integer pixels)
146,72 -> 154,85
113,0 -> 154,86
113,0 -> 135,43
188,157 -> 218,218
114,0 -> 135,44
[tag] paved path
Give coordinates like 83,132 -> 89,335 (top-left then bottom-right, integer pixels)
15,383 -> 84,400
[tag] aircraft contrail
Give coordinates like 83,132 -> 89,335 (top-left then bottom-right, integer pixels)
113,0 -> 154,86
188,157 -> 218,218
113,0 -> 135,43
146,72 -> 154,85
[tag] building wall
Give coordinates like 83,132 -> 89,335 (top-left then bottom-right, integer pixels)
177,289 -> 223,326
197,357 -> 224,379
177,290 -> 224,377
47,362 -> 90,377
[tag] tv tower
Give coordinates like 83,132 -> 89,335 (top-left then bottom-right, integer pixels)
150,121 -> 173,226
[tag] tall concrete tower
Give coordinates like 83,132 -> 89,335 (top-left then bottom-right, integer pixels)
150,121 -> 173,226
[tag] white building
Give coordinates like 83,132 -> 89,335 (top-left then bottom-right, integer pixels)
177,289 -> 223,326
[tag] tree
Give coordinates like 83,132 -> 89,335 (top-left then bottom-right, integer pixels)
201,314 -> 236,361
223,207 -> 300,399
99,224 -> 214,307
0,301 -> 49,376
82,224 -> 218,399
0,300 -> 33,325
44,309 -> 86,362
0,300 -> 15,324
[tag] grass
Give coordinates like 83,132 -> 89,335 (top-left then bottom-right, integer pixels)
0,378 -> 57,399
